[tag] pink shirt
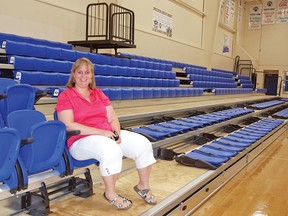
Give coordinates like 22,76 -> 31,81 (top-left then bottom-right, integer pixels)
55,88 -> 112,149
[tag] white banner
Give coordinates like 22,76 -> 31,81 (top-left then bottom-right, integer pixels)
276,0 -> 288,23
262,0 -> 276,24
152,7 -> 173,37
223,34 -> 230,53
224,0 -> 231,25
249,5 -> 262,29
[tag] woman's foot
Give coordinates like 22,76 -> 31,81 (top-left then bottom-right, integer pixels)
133,185 -> 157,205
103,193 -> 133,210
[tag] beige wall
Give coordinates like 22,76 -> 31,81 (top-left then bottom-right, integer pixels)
0,0 -> 287,90
242,1 -> 288,95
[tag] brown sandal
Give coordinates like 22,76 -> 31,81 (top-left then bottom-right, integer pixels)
133,185 -> 157,205
103,193 -> 133,210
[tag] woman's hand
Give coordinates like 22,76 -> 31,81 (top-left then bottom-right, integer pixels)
101,130 -> 121,144
101,130 -> 115,139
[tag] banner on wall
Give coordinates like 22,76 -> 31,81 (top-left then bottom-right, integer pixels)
262,0 -> 276,24
224,0 -> 231,25
222,0 -> 236,26
152,7 -> 173,37
238,0 -> 243,22
276,0 -> 288,23
223,34 -> 230,53
249,5 -> 262,29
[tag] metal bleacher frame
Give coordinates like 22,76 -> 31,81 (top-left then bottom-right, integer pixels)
68,3 -> 136,54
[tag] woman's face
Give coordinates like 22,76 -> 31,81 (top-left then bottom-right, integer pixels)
73,63 -> 93,89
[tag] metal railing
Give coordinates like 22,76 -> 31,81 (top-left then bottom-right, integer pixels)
86,3 -> 135,45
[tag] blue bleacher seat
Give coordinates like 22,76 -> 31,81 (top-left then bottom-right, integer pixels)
1,83 -> 35,125
121,88 -> 133,100
0,32 -> 72,49
7,110 -> 67,176
272,108 -> 288,119
0,78 -> 18,127
0,128 -> 22,193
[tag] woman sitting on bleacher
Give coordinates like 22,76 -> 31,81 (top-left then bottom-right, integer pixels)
55,58 -> 157,210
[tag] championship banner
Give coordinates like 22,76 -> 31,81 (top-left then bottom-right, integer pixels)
276,0 -> 288,23
262,0 -> 276,24
249,5 -> 262,29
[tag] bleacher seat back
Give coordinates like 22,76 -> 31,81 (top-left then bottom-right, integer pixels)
0,128 -> 20,182
7,110 -> 66,175
3,84 -> 35,123
7,109 -> 46,137
26,121 -> 66,174
0,78 -> 18,118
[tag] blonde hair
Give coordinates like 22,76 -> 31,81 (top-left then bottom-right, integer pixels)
66,57 -> 96,89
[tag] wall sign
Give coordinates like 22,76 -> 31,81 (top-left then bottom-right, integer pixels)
152,7 -> 173,37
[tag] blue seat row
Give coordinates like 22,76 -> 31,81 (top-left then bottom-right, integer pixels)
9,56 -> 176,81
249,100 -> 286,109
212,68 -> 237,76
119,52 -> 207,70
14,71 -> 70,86
186,67 -> 234,79
4,40 -> 83,62
254,88 -> 267,93
47,87 -> 204,100
188,74 -> 235,83
95,64 -> 176,79
177,118 -> 284,169
272,107 -> 288,119
96,76 -> 179,87
3,40 -> 172,71
214,88 -> 253,95
192,81 -> 237,88
131,108 -> 254,141
237,75 -> 250,80
241,84 -> 254,88
238,79 -> 252,84
0,32 -> 72,50
14,71 -> 180,87
10,56 -> 73,72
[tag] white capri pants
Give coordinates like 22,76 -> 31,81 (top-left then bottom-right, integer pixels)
69,130 -> 156,176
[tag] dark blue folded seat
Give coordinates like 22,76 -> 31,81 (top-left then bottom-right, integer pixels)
224,134 -> 258,143
146,125 -> 180,136
185,150 -> 229,167
209,141 -> 245,152
198,145 -> 237,157
217,138 -> 252,147
232,131 -> 263,139
131,127 -> 169,141
169,119 -> 203,129
159,122 -> 192,132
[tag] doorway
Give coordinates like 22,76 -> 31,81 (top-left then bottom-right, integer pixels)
264,74 -> 278,95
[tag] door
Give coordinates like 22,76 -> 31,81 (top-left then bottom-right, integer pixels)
264,74 -> 278,95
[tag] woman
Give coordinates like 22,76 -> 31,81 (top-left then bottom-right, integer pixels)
55,58 -> 157,210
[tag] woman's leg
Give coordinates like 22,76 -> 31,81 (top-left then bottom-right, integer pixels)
136,164 -> 152,190
69,135 -> 132,208
119,130 -> 157,203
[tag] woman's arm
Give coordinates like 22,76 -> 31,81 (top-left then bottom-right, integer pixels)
106,106 -> 121,133
57,109 -> 114,138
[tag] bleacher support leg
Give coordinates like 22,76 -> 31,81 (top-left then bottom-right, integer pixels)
74,168 -> 94,198
21,182 -> 51,215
